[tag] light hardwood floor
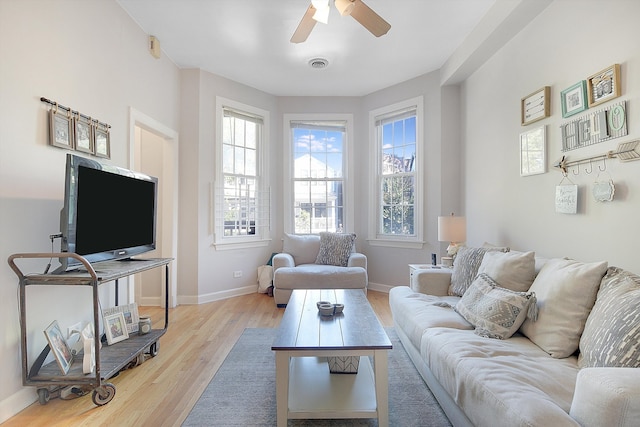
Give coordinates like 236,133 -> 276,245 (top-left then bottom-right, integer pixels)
4,290 -> 392,427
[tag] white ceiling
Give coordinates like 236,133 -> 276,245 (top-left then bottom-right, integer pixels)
117,0 -> 496,96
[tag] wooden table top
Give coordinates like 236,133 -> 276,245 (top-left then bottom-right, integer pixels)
272,289 -> 392,351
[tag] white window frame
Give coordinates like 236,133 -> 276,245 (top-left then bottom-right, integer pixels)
213,97 -> 270,250
283,113 -> 354,234
368,97 -> 424,248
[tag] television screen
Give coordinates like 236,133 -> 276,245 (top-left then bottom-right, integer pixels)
56,154 -> 158,273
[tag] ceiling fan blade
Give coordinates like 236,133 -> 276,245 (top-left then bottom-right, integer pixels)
350,0 -> 391,37
291,4 -> 317,43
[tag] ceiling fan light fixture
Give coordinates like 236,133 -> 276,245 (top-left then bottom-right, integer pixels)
312,3 -> 330,24
335,0 -> 355,16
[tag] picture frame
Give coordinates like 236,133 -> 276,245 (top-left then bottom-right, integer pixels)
521,86 -> 550,126
94,123 -> 111,159
74,113 -> 94,154
49,109 -> 74,149
587,64 -> 621,107
103,303 -> 139,334
43,320 -> 73,375
104,312 -> 129,345
520,125 -> 546,176
560,81 -> 588,118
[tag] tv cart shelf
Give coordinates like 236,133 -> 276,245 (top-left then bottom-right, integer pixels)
7,252 -> 172,406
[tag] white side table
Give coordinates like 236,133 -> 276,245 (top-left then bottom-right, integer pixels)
408,264 -> 451,282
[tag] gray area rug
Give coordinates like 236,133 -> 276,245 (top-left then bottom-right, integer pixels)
183,327 -> 451,427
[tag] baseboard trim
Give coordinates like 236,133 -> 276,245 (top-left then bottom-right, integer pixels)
367,282 -> 393,294
0,386 -> 36,424
178,285 -> 257,305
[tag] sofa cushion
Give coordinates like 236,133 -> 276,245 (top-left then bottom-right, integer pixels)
273,265 -> 367,290
520,258 -> 608,358
455,273 -> 537,339
283,233 -> 320,265
315,232 -> 356,267
449,246 -> 507,296
579,267 -> 640,368
421,328 -> 579,427
477,250 -> 536,292
389,286 -> 470,351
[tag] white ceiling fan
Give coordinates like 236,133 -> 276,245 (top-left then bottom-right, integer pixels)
291,0 -> 391,43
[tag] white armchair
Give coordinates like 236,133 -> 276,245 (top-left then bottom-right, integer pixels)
272,233 -> 368,306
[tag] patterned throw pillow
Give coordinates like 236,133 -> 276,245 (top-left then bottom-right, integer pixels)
449,247 -> 507,296
455,273 -> 538,339
315,232 -> 356,267
579,268 -> 640,368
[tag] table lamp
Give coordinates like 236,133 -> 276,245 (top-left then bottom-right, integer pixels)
438,213 -> 466,267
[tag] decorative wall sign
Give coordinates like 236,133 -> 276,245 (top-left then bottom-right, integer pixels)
587,64 -> 621,107
521,86 -> 550,126
592,176 -> 615,202
94,123 -> 111,159
520,125 -> 546,176
556,184 -> 578,214
561,81 -> 588,118
560,100 -> 627,152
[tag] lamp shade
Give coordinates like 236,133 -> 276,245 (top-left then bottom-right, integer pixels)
438,215 -> 466,243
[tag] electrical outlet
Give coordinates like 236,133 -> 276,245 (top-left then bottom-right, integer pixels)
67,322 -> 83,338
233,270 -> 242,278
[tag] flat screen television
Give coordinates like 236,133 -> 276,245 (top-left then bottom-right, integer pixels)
55,154 -> 158,273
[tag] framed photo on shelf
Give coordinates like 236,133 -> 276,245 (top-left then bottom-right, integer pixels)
43,320 -> 73,375
74,113 -> 94,154
104,312 -> 129,345
520,125 -> 547,177
94,124 -> 111,159
561,81 -> 588,118
521,86 -> 550,126
49,109 -> 74,149
587,64 -> 621,107
103,303 -> 140,334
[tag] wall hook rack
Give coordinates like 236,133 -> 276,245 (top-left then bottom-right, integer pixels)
554,140 -> 640,176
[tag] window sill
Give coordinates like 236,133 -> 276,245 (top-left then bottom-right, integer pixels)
212,238 -> 271,251
367,238 -> 424,249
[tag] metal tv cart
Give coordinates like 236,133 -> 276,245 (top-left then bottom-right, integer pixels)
7,252 -> 172,406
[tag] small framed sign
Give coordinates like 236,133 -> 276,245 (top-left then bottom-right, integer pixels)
587,64 -> 621,107
561,81 -> 588,118
49,109 -> 74,149
521,86 -> 550,126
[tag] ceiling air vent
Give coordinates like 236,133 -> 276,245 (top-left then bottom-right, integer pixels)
308,57 -> 329,69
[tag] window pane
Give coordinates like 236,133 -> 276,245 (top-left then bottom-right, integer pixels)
245,148 -> 256,176
376,108 -> 417,237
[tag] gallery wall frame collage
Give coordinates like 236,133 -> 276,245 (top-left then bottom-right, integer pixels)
519,63 -> 625,178
44,97 -> 111,159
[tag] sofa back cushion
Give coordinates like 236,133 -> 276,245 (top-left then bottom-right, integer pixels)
315,232 -> 356,267
578,267 -> 640,368
477,250 -> 536,292
283,234 -> 321,265
449,246 -> 507,296
520,258 -> 608,358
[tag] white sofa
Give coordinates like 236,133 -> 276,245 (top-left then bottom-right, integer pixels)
273,233 -> 367,306
390,247 -> 640,427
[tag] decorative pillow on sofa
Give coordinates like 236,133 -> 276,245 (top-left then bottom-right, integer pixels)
315,232 -> 356,267
454,273 -> 537,339
449,246 -> 508,296
519,258 -> 608,358
283,233 -> 321,265
579,267 -> 640,368
477,251 -> 536,292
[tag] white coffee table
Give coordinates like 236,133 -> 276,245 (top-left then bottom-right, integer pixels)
271,289 -> 392,426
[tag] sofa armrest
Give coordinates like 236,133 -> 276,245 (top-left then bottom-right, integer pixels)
347,252 -> 367,269
273,253 -> 295,271
410,269 -> 452,296
570,367 -> 640,427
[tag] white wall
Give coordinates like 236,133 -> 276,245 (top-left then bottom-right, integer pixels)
462,0 -> 640,271
0,0 -> 180,420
